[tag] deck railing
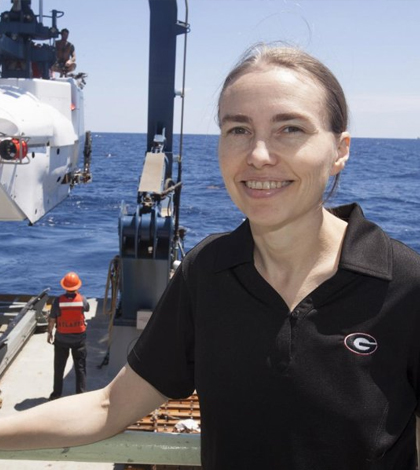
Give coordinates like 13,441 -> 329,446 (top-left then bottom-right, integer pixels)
0,431 -> 201,466
1,423 -> 419,466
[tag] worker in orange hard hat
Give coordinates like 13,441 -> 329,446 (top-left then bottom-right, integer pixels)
47,272 -> 90,400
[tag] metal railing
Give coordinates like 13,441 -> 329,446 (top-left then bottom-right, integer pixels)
1,420 -> 419,465
0,431 -> 201,466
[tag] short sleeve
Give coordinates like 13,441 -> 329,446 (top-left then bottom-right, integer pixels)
127,264 -> 195,399
49,297 -> 60,318
82,296 -> 90,312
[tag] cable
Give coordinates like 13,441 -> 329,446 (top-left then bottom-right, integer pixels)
173,0 -> 189,257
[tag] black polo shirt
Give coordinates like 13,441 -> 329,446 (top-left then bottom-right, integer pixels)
128,203 -> 420,470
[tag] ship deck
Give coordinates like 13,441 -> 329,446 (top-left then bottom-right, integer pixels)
0,297 -> 201,469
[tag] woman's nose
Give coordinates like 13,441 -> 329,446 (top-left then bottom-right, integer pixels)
247,140 -> 277,168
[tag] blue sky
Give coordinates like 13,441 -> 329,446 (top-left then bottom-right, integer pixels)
36,0 -> 419,138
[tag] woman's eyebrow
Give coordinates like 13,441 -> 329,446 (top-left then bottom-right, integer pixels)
220,114 -> 252,126
271,112 -> 311,123
220,112 -> 312,126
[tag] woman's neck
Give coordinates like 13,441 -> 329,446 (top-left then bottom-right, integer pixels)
251,207 -> 348,311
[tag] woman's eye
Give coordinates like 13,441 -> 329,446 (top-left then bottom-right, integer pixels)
227,126 -> 249,135
283,126 -> 302,134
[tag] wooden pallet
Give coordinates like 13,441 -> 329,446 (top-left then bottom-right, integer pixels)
127,393 -> 200,434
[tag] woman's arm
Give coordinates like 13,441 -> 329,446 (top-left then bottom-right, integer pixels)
0,364 -> 166,450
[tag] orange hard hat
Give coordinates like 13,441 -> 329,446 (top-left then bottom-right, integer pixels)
60,272 -> 82,291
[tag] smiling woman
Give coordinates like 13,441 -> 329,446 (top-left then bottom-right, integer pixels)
126,44 -> 420,470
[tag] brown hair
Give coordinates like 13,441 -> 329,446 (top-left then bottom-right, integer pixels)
217,44 -> 349,197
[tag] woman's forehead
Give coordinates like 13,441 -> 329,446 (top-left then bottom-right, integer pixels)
224,66 -> 323,96
220,66 -> 327,117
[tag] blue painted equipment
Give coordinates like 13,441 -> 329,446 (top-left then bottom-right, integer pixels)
0,0 -> 61,79
110,0 -> 189,373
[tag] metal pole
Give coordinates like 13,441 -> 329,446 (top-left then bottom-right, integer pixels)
38,0 -> 43,24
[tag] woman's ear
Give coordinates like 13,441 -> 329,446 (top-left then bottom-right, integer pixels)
330,132 -> 351,176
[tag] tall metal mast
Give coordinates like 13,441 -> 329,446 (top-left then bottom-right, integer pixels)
110,0 -> 189,374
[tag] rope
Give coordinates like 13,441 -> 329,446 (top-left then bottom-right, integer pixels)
103,255 -> 121,348
174,0 -> 189,250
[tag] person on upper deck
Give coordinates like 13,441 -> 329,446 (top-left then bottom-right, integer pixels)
51,28 -> 76,77
0,44 -> 420,470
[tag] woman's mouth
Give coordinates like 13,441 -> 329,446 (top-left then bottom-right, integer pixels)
244,180 -> 293,190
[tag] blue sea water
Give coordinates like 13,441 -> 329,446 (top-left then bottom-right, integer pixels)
1,134 -> 419,298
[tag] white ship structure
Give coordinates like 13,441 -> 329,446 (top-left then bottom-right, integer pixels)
0,0 -> 91,224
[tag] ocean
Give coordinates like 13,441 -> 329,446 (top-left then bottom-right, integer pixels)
1,134 -> 419,298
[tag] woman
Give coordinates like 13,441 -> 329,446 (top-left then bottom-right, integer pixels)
1,45 -> 419,470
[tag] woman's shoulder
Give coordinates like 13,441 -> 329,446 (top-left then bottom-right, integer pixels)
184,230 -> 234,263
182,219 -> 251,272
390,237 -> 420,269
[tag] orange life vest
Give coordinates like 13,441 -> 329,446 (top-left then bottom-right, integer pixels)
57,293 -> 86,334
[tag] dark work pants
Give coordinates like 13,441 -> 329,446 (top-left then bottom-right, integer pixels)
52,339 -> 87,398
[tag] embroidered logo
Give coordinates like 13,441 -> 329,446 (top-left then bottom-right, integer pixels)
344,333 -> 378,356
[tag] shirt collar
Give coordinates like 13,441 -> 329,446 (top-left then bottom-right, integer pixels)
213,203 -> 392,281
213,219 -> 254,272
331,203 -> 392,280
